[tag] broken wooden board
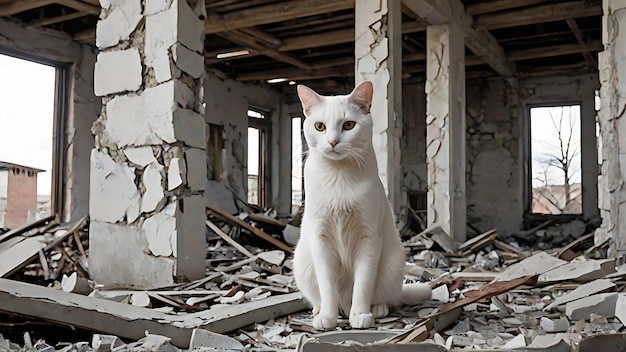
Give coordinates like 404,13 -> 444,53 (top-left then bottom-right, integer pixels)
207,205 -> 293,253
0,215 -> 56,243
557,232 -> 595,260
0,236 -> 46,277
458,229 -> 497,253
0,278 -> 306,348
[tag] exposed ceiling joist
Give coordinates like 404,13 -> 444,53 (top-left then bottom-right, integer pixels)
28,10 -> 85,26
465,0 -> 550,15
566,18 -> 597,67
218,30 -> 312,70
403,0 -> 518,78
56,0 -> 99,15
205,0 -> 355,34
474,0 -> 602,31
507,40 -> 603,61
0,0 -> 55,17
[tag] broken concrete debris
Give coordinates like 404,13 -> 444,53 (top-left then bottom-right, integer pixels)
1,214 -> 626,351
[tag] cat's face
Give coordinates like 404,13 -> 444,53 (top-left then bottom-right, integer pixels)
297,81 -> 374,161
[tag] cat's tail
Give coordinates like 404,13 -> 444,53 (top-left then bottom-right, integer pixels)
400,282 -> 432,306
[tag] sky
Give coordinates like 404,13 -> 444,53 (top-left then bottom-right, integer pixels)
0,54 -> 56,195
530,105 -> 582,188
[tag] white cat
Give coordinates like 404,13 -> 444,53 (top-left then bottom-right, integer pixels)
293,81 -> 432,330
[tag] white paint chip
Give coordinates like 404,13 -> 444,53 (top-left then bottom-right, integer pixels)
89,149 -> 141,223
94,49 -> 142,96
124,146 -> 157,168
141,163 -> 165,214
167,157 -> 185,191
142,202 -> 176,257
96,0 -> 142,49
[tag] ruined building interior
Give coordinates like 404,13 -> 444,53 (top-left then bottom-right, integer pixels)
0,0 -> 625,350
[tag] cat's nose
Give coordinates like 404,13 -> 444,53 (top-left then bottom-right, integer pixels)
329,139 -> 339,148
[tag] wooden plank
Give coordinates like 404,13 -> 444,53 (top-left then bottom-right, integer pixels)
204,0 -> 355,34
458,229 -> 497,252
206,220 -> 256,259
56,0 -> 100,15
0,0 -> 55,16
0,278 -> 306,348
566,18 -> 597,67
465,0 -> 550,15
207,205 -> 294,253
0,217 -> 87,278
0,215 -> 55,243
0,236 -> 46,277
28,11 -> 86,26
507,40 -> 602,61
474,1 -> 602,31
402,0 -> 517,78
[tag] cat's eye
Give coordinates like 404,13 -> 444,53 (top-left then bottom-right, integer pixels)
343,121 -> 356,130
314,122 -> 326,131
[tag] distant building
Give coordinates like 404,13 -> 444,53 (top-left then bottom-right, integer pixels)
0,161 -> 44,229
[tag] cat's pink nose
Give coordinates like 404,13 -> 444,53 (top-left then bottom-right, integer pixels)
329,140 -> 339,148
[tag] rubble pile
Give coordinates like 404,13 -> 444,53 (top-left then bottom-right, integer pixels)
1,210 -> 625,351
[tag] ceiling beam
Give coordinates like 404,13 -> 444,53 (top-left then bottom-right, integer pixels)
474,0 -> 602,31
507,40 -> 602,61
402,0 -> 517,78
465,0 -> 550,15
205,0 -> 354,34
217,30 -> 312,70
0,0 -> 55,17
566,18 -> 597,67
56,0 -> 99,15
28,10 -> 85,26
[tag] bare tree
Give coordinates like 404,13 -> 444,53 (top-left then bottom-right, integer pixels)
532,106 -> 581,214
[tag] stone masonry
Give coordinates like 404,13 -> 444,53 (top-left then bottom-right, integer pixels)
354,0 -> 403,214
597,0 -> 626,261
89,0 -> 207,288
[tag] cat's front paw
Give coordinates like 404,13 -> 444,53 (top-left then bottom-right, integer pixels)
371,303 -> 389,318
313,313 -> 338,330
349,312 -> 374,329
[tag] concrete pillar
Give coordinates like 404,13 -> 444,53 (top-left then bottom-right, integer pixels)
597,0 -> 626,261
354,0 -> 403,214
89,0 -> 207,288
425,23 -> 466,242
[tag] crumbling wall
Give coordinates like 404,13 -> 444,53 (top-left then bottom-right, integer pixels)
597,0 -> 626,260
465,78 -> 522,235
0,18 -> 99,223
204,72 -> 284,213
400,73 -> 597,237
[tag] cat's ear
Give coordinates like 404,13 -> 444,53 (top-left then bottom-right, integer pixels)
297,85 -> 323,116
349,81 -> 373,114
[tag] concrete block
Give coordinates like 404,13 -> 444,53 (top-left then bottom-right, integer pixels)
614,293 -> 626,327
175,195 -> 205,280
94,49 -> 142,96
185,148 -> 207,191
176,0 -> 204,53
89,220 -> 175,289
142,202 -> 176,257
173,108 -> 206,149
167,157 -> 185,191
104,81 -> 199,148
89,149 -> 141,223
539,258 -> 616,283
566,293 -> 618,321
141,163 -> 165,213
96,0 -> 142,49
145,7 -> 177,83
172,43 -> 204,79
145,0 -> 171,16
124,146 -> 157,168
188,329 -> 243,350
